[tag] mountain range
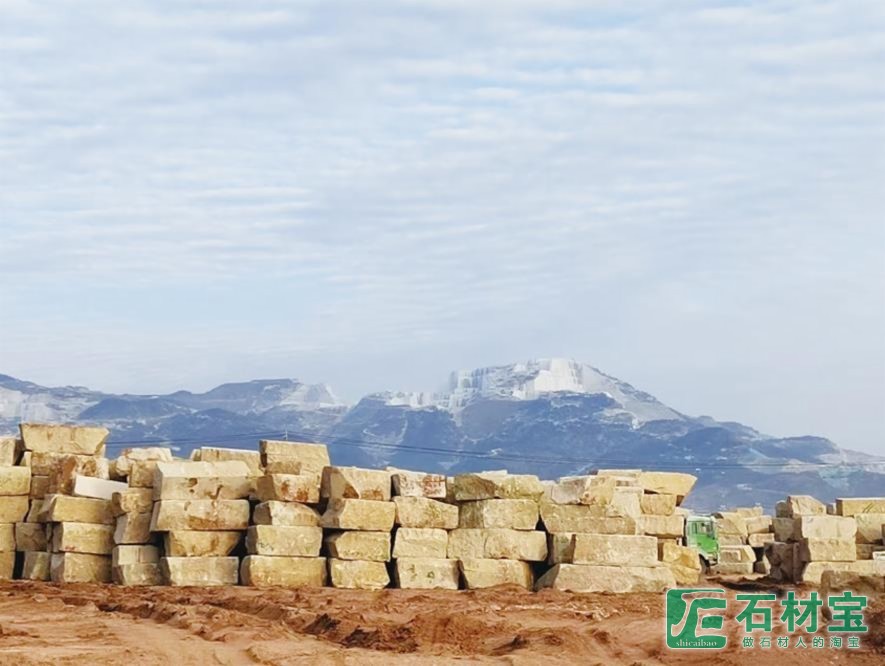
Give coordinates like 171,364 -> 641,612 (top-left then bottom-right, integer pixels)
1,358 -> 882,511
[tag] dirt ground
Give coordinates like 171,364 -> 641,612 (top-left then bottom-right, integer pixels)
0,579 -> 881,665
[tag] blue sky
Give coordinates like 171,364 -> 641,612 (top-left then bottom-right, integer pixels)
1,1 -> 883,455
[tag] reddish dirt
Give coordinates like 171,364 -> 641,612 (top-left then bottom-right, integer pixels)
0,579 -> 880,664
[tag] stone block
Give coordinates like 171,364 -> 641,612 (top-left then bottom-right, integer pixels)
324,531 -> 391,561
25,499 -> 43,523
321,466 -> 391,501
0,466 -> 30,495
246,525 -> 323,557
0,524 -> 13,551
447,528 -> 547,561
609,487 -> 643,518
40,494 -> 114,525
20,423 -> 108,455
14,522 -> 47,552
128,460 -> 161,488
114,512 -> 153,544
798,559 -> 885,584
714,512 -> 748,537
536,563 -> 675,593
241,556 -> 327,587
388,468 -> 447,498
394,558 -> 460,590
46,455 -> 110,495
659,541 -> 701,585
0,437 -> 17,466
73,475 -> 128,500
29,475 -> 48,499
51,522 -> 115,555
798,538 -> 856,562
459,499 -> 538,530
163,530 -> 241,557
328,558 -> 389,589
835,497 -> 885,517
392,528 -> 448,559
754,559 -> 771,575
640,493 -> 677,516
252,501 -> 320,527
50,552 -> 111,583
783,495 -> 827,517
712,562 -> 754,576
195,447 -> 262,476
111,488 -> 154,516
764,542 -> 800,582
745,515 -> 772,534
564,533 -> 658,566
718,534 -> 746,547
0,496 -> 30,523
149,499 -> 250,531
734,507 -> 765,518
113,563 -> 163,586
263,459 -> 305,475
636,514 -> 684,539
773,517 -> 797,542
161,556 -> 239,586
796,515 -> 856,541
549,475 -> 616,506
256,474 -> 320,504
632,472 -> 696,500
0,551 -> 12,579
539,501 -> 636,534
259,440 -> 330,475
856,544 -> 885,559
22,551 -> 50,580
154,461 -> 254,500
112,544 -> 160,567
393,496 -> 458,529
459,558 -> 533,589
748,533 -> 775,548
113,447 -> 173,476
719,545 -> 755,563
452,473 -> 544,501
320,499 -> 396,531
854,513 -> 885,544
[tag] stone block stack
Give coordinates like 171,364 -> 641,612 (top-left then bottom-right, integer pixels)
321,466 -> 395,589
835,497 -> 885,564
241,442 -> 327,587
449,472 -> 546,590
712,507 -> 773,575
1,437 -> 29,579
150,460 -> 252,586
388,468 -> 459,589
110,485 -> 160,585
535,471 -> 679,593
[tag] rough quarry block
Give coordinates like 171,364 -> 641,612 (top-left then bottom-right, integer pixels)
715,512 -> 748,537
773,517 -> 798,542
395,558 -> 460,590
459,558 -> 533,589
799,538 -> 856,562
113,563 -> 163,586
29,475 -> 48,499
40,494 -> 114,525
14,522 -> 48,552
162,556 -> 239,586
632,472 -> 696,500
0,437 -> 17,466
252,501 -> 321,527
51,522 -> 115,555
549,475 -> 616,506
47,455 -> 110,495
20,423 -> 108,455
259,440 -> 330,475
25,499 -> 43,523
393,496 -> 458,529
636,514 -> 684,539
0,496 -> 30,523
246,525 -> 323,557
745,515 -> 772,534
320,499 -> 396,531
781,495 -> 827,517
150,499 -> 250,531
111,488 -> 154,516
748,533 -> 775,548
241,556 -> 327,587
328,558 -> 389,589
447,528 -> 547,561
796,515 -> 856,541
452,473 -> 544,501
562,533 -> 658,567
713,562 -> 755,576
0,551 -> 12,579
164,530 -> 241,557
322,467 -> 391,501
114,512 -> 153,544
392,528 -> 448,559
112,544 -> 160,567
0,466 -> 31,495
73,475 -> 128,501
536,563 -> 675,593
195,447 -> 262,476
256,474 -> 320,504
659,541 -> 701,585
459,499 -> 538,530
389,469 -> 447,498
719,545 -> 756,563
539,501 -> 635,534
799,559 -> 885,585
153,461 -> 254,500
856,544 -> 885,560
607,486 -> 642,518
324,531 -> 391,562
0,524 -> 14,551
835,497 -> 885,517
128,460 -> 161,488
854,513 -> 885,544
640,493 -> 677,516
734,507 -> 764,518
50,552 -> 111,583
113,447 -> 173,476
22,551 -> 50,581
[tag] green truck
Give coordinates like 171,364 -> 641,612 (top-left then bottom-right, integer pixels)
684,515 -> 720,572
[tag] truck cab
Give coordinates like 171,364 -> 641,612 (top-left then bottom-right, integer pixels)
684,515 -> 719,572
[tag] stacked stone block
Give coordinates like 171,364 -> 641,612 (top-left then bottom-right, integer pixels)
836,498 -> 885,561
712,507 -> 773,575
321,466 -> 394,589
388,468 -> 459,589
0,438 -> 29,579
150,460 -> 251,585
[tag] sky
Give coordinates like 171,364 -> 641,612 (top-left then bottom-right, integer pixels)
1,1 -> 883,455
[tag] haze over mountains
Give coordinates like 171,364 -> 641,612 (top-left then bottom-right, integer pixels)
1,358 -> 881,511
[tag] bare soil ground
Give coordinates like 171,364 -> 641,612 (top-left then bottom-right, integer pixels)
0,579 -> 881,665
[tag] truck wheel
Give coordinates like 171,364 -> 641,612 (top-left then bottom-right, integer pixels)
699,556 -> 709,575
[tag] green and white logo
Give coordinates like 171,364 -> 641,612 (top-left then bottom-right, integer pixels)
666,588 -> 728,649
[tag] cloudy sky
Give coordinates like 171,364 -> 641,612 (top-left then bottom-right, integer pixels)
1,1 -> 883,455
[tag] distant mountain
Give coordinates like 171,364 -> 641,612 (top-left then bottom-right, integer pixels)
1,359 -> 881,511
